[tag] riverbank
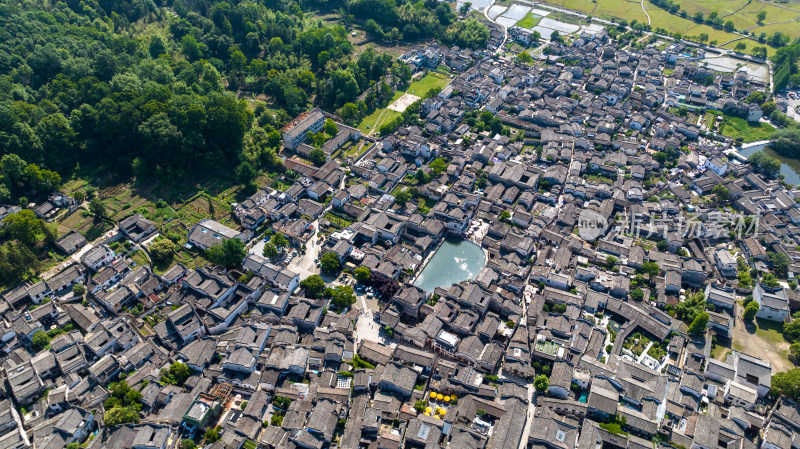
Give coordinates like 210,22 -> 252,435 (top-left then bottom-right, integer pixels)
738,142 -> 800,185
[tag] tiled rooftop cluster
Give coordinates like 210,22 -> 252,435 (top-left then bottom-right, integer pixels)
1,28 -> 799,449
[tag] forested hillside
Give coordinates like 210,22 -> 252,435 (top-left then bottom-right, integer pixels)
0,0 -> 482,195
0,0 -> 489,285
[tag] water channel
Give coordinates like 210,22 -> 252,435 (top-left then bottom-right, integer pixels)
739,143 -> 800,186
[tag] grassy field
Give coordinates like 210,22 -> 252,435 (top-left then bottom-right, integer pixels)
357,107 -> 402,134
406,71 -> 451,97
720,116 -> 776,142
535,0 -> 790,50
516,12 -> 542,28
749,20 -> 800,39
357,70 -> 451,134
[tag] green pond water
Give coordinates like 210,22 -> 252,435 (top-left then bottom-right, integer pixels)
740,143 -> 800,186
413,238 -> 487,293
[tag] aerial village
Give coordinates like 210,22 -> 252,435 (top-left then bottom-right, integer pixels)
2,16 -> 800,449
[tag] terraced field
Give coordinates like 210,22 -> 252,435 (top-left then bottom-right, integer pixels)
534,0 -> 800,53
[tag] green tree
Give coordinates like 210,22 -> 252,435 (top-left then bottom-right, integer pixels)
762,272 -> 781,288
180,440 -> 197,449
395,190 -> 411,206
31,330 -> 49,351
790,342 -> 800,363
712,184 -> 729,201
772,368 -> 800,400
744,301 -> 759,321
324,118 -> 338,137
149,36 -> 167,58
162,361 -> 190,386
415,169 -> 431,184
181,35 -> 203,61
310,147 -> 327,166
757,10 -> 767,23
724,20 -> 735,32
204,426 -> 221,444
3,210 -> 44,246
784,312 -> 800,341
263,242 -> 278,258
204,238 -> 246,268
327,285 -> 356,310
657,240 -> 669,252
236,161 -> 257,185
104,406 -> 140,426
339,103 -> 360,124
738,270 -> 753,287
73,190 -> 86,203
72,284 -> 86,297
687,312 -> 710,334
320,252 -> 341,275
269,37 -> 284,53
749,152 -> 781,178
355,266 -> 371,284
641,262 -> 660,278
300,274 -> 326,298
770,128 -> 800,157
443,19 -> 489,49
769,252 -> 791,278
630,289 -> 644,301
517,52 -> 534,64
89,198 -> 107,219
429,158 -> 448,176
534,374 -> 549,392
150,239 -> 176,265
271,233 -> 290,249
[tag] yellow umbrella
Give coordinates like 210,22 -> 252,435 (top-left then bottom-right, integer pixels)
436,393 -> 444,400
434,415 -> 441,419
425,407 -> 433,414
440,409 -> 446,416
449,393 -> 457,399
443,396 -> 451,402
429,392 -> 437,399
424,411 -> 430,416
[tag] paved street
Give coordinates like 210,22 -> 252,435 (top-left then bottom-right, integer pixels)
287,220 -> 324,279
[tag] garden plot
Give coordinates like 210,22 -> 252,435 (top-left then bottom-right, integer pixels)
538,17 -> 581,33
533,16 -> 581,38
457,0 -> 493,11
702,55 -> 768,83
582,23 -> 606,34
496,4 -> 531,27
528,8 -> 552,16
488,5 -> 508,19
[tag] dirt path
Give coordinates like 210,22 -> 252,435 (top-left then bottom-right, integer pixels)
641,0 -> 651,25
757,0 -> 800,14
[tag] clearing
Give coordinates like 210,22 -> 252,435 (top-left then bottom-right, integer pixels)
720,116 -> 776,142
388,93 -> 421,112
727,312 -> 793,373
357,70 -> 451,135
